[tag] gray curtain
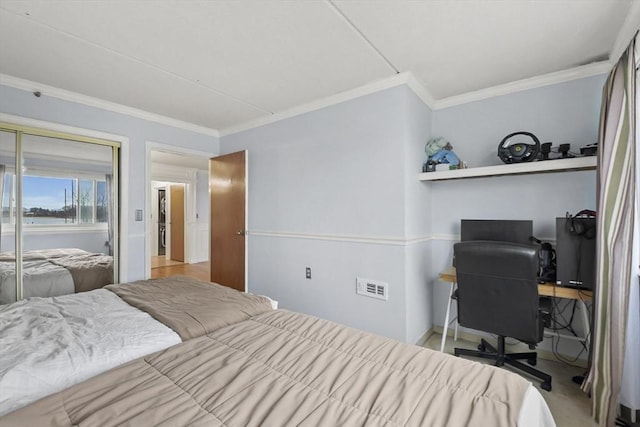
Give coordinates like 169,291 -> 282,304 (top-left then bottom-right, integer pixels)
105,174 -> 113,256
0,164 -> 5,250
582,36 -> 636,427
618,34 -> 640,422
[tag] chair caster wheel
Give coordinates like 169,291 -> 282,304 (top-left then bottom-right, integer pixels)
527,359 -> 537,366
477,343 -> 486,352
541,382 -> 552,392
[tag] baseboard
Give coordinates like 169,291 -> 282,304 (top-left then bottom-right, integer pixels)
432,326 -> 588,368
414,328 -> 435,347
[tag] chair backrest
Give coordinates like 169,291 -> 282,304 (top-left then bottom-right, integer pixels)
453,240 -> 541,344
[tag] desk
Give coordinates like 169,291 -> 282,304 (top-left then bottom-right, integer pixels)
438,267 -> 592,353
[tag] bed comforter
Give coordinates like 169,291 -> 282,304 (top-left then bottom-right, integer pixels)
105,276 -> 275,340
0,276 -> 275,416
50,253 -> 113,293
0,310 -> 554,427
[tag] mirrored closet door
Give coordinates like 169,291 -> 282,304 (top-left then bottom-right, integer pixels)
0,123 -> 120,304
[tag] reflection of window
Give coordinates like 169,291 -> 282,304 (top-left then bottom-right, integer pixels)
1,174 -> 13,224
3,173 -> 107,226
96,181 -> 107,223
79,179 -> 94,223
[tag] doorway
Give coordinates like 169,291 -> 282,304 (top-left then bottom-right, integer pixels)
145,143 -> 214,280
150,181 -> 185,266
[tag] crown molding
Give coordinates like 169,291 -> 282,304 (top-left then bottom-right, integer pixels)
405,73 -> 437,109
610,1 -> 640,65
220,61 -> 610,136
220,72 -> 436,136
0,73 -> 220,138
2,59 -> 612,141
432,61 -> 611,110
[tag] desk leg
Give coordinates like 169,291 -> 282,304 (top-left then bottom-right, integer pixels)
578,299 -> 590,350
440,282 -> 455,353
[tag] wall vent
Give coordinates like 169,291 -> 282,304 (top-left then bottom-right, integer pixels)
356,277 -> 388,300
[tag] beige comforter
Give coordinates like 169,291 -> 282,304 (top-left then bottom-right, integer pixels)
1,310 -> 529,426
105,276 -> 274,340
51,253 -> 113,293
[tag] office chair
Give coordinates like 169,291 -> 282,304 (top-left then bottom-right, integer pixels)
452,240 -> 553,391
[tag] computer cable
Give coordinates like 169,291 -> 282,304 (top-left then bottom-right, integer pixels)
550,334 -> 586,365
547,283 -> 589,364
550,292 -> 579,334
548,302 -> 587,365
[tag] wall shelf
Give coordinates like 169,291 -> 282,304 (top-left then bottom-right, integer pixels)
418,156 -> 596,181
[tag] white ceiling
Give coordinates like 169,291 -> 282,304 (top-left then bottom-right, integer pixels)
151,150 -> 209,171
0,1 -> 636,133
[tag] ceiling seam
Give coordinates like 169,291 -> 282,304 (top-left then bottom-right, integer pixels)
0,7 -> 272,115
325,0 -> 399,74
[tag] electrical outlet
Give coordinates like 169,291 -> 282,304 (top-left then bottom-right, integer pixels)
306,267 -> 312,279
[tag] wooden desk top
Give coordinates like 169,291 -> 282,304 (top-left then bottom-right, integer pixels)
439,266 -> 592,301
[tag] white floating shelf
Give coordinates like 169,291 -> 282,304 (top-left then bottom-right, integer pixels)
418,156 -> 597,181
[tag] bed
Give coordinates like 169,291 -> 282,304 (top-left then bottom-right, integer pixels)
0,276 -> 276,416
1,308 -> 556,426
0,248 -> 113,304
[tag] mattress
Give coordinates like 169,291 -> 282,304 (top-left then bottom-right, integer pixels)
0,276 -> 275,416
1,309 -> 556,426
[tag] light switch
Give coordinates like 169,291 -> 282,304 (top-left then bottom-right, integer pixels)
135,209 -> 143,221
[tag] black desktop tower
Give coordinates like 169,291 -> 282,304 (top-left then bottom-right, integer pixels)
555,217 -> 596,290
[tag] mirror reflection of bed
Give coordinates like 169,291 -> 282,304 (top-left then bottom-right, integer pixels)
0,128 -> 118,304
0,249 -> 113,304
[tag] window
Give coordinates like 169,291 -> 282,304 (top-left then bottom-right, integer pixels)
4,173 -> 108,226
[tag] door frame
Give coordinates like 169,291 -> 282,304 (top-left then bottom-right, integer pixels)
144,141 -> 217,279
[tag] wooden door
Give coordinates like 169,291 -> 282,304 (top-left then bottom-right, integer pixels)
210,151 -> 246,291
169,184 -> 185,262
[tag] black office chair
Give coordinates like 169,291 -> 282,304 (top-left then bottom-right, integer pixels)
452,240 -> 553,391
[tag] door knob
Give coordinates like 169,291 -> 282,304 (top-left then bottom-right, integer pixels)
236,230 -> 246,236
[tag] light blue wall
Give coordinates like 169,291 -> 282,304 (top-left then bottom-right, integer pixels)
2,230 -> 108,254
0,84 -> 219,281
222,74 -> 605,353
403,89 -> 434,343
232,87 -> 407,238
432,75 -> 605,168
222,86 -> 419,341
